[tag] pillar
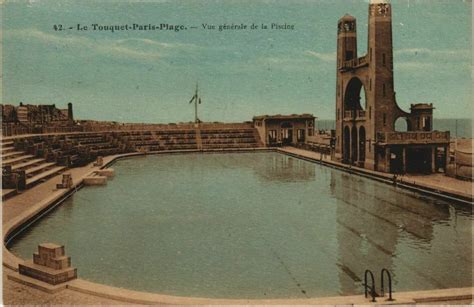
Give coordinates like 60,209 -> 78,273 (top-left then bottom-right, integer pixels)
402,147 -> 406,174
431,146 -> 436,173
67,102 -> 74,122
445,145 -> 449,168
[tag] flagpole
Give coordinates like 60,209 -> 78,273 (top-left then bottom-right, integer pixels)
195,83 -> 198,124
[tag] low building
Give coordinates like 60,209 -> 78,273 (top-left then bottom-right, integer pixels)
253,114 -> 315,146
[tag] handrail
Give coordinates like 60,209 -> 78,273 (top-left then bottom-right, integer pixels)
364,269 -> 376,302
381,268 -> 394,301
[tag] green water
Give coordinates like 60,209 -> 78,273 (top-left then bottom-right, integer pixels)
9,152 -> 472,299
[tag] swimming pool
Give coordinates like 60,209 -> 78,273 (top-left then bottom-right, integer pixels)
9,152 -> 472,299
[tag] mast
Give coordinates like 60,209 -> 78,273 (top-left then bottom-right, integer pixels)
189,82 -> 201,124
194,83 -> 198,123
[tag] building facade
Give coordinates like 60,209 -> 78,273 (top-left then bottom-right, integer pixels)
334,0 -> 450,174
253,114 -> 315,146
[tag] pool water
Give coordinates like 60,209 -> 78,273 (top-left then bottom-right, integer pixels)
9,152 -> 472,299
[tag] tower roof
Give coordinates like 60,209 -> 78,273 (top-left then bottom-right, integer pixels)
370,0 -> 390,4
339,14 -> 356,22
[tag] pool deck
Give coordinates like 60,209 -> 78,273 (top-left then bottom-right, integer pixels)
2,149 -> 473,305
278,147 -> 473,204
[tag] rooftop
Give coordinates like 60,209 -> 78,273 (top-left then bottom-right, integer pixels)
253,114 -> 316,121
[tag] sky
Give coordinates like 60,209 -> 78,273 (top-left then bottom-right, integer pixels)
2,0 -> 472,123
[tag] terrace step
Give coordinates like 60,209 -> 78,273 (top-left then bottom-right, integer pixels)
3,155 -> 35,166
1,151 -> 24,160
2,189 -> 16,200
12,158 -> 46,171
25,162 -> 57,176
2,141 -> 14,146
26,166 -> 66,187
2,147 -> 16,154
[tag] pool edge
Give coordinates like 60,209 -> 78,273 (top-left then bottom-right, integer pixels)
3,148 -> 473,305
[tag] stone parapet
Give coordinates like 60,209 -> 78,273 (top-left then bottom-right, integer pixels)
377,131 -> 450,145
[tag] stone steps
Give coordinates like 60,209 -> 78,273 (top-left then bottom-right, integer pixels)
2,147 -> 16,154
26,162 -> 57,177
2,141 -> 14,147
2,188 -> 16,200
12,158 -> 47,171
3,154 -> 36,166
26,166 -> 66,187
2,151 -> 24,160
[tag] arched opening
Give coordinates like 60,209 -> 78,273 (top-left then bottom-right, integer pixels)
343,126 -> 351,163
359,126 -> 366,162
394,117 -> 410,132
280,122 -> 293,145
344,78 -> 366,118
351,126 -> 358,163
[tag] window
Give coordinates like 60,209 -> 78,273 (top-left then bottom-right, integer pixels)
383,83 -> 386,97
382,53 -> 386,66
297,129 -> 305,142
268,130 -> 277,143
369,78 -> 372,91
345,51 -> 353,61
383,113 -> 386,126
337,108 -> 340,120
308,128 -> 313,137
369,106 -> 372,119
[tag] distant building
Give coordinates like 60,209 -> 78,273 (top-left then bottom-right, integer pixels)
253,114 -> 315,146
1,102 -> 75,136
1,103 -> 73,124
334,0 -> 450,174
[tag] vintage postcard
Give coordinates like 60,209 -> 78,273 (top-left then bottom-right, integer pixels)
1,0 -> 472,305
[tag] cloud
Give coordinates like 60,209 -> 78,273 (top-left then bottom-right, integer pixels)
395,62 -> 435,71
5,29 -> 198,61
395,48 -> 470,61
115,38 -> 197,49
304,50 -> 336,62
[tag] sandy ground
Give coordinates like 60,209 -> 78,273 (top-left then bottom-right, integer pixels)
2,267 -> 130,305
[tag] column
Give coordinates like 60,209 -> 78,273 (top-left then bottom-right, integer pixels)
444,145 -> 450,171
402,147 -> 406,174
431,146 -> 436,173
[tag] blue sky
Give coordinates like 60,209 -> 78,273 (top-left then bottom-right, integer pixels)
2,0 -> 472,123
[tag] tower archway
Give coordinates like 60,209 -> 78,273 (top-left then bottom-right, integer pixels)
344,77 -> 366,113
351,126 -> 358,163
343,126 -> 351,162
394,117 -> 410,132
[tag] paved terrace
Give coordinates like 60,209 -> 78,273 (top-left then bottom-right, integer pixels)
2,149 -> 473,304
278,147 -> 473,202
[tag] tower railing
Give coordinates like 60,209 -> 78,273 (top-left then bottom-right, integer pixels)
340,55 -> 369,71
343,110 -> 366,120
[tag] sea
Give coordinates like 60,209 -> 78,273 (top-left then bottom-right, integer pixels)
316,118 -> 472,139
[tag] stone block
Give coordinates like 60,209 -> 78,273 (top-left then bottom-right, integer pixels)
96,168 -> 115,177
84,175 -> 107,185
19,243 -> 77,285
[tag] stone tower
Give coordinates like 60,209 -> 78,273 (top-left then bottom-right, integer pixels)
334,0 -> 450,173
336,0 -> 401,170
